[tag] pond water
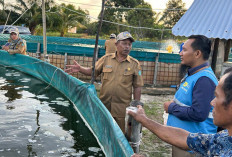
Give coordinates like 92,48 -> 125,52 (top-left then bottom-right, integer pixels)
0,66 -> 104,156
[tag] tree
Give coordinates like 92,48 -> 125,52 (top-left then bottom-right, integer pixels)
48,3 -> 87,37
100,1 -> 121,34
100,0 -> 146,35
85,22 -> 98,35
7,0 -> 55,35
0,10 -> 8,25
127,3 -> 155,39
159,0 -> 187,28
113,0 -> 144,8
0,0 -> 17,25
0,0 -> 4,8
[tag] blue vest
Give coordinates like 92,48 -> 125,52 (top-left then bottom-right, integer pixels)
167,67 -> 218,134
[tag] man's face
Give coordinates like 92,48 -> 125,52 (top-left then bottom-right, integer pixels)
10,32 -> 18,40
211,74 -> 232,128
115,39 -> 132,57
179,39 -> 196,67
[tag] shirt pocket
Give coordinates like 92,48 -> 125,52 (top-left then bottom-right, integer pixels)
122,71 -> 134,84
102,67 -> 113,80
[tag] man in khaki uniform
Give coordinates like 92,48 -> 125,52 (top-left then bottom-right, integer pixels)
104,33 -> 117,54
65,31 -> 144,132
2,27 -> 27,55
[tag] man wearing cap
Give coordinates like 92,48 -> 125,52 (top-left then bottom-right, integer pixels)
104,33 -> 117,54
65,31 -> 144,133
163,35 -> 218,157
2,27 -> 27,55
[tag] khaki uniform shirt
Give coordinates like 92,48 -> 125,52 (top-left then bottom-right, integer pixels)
104,39 -> 117,54
8,38 -> 27,55
95,53 -> 144,117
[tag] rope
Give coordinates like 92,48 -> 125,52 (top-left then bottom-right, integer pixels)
3,60 -> 44,68
0,59 -> 60,92
58,4 -> 171,31
44,68 -> 58,90
1,10 -> 12,34
58,0 -> 187,11
129,133 -> 142,147
2,2 -> 36,32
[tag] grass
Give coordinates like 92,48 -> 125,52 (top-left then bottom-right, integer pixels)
36,31 -> 97,39
139,95 -> 174,157
96,89 -> 174,156
35,31 -> 187,43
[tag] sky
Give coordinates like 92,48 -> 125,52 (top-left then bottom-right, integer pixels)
4,0 -> 194,21
55,0 -> 194,20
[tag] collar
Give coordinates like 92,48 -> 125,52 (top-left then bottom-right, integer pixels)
112,52 -> 131,62
188,62 -> 209,75
9,38 -> 20,43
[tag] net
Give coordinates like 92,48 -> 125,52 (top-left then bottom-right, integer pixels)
0,50 -> 134,157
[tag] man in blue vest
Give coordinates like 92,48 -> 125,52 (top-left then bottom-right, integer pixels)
128,68 -> 232,157
163,35 -> 218,157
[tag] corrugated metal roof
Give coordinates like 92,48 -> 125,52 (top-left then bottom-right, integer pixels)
172,0 -> 232,39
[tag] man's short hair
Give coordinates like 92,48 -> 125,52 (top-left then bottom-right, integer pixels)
222,67 -> 232,107
188,35 -> 211,60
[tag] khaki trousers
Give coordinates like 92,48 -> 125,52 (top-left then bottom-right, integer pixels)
114,117 -> 125,133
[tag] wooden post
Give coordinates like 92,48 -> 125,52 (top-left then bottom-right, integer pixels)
211,38 -> 219,73
153,29 -> 164,86
91,0 -> 105,84
224,39 -> 231,62
64,53 -> 67,70
42,0 -> 49,62
36,43 -> 41,59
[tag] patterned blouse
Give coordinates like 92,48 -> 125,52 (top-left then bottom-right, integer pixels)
187,130 -> 232,157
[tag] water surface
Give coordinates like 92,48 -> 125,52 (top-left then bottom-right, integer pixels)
0,66 -> 104,156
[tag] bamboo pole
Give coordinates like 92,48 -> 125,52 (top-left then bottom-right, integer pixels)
42,0 -> 49,62
91,0 -> 105,84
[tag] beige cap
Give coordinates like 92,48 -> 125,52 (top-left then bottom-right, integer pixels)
116,31 -> 134,42
9,27 -> 19,36
110,33 -> 116,38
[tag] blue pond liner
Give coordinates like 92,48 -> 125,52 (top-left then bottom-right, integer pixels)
0,50 -> 134,157
0,34 -> 181,63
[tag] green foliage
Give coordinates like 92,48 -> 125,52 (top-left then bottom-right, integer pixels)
99,0 -> 180,41
0,0 -> 24,26
100,0 -> 146,35
113,0 -> 144,8
0,0 -> 4,8
159,0 -> 187,28
0,10 -> 8,25
127,3 -> 155,39
5,0 -> 53,35
47,3 -> 87,37
0,0 -> 188,41
127,3 -> 154,26
100,0 -> 126,35
85,22 -> 98,35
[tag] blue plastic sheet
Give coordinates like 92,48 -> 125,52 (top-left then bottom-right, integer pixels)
0,50 -> 134,157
